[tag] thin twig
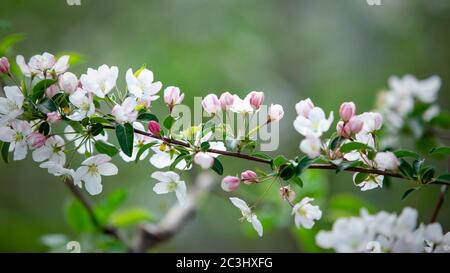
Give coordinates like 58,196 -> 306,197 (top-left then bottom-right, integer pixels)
429,158 -> 450,223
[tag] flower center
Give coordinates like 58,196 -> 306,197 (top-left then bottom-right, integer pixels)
167,181 -> 177,192
14,132 -> 24,142
296,206 -> 307,217
88,164 -> 98,174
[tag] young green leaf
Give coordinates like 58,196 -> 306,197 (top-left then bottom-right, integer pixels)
163,115 -> 176,130
290,176 -> 304,188
339,142 -> 370,153
436,174 -> 450,183
429,146 -> 450,156
1,141 -> 10,164
393,149 -> 420,159
38,122 -> 50,135
272,155 -> 289,168
280,164 -> 295,180
398,159 -> 416,179
95,140 -> 119,157
115,123 -> 134,157
250,152 -> 273,161
137,112 -> 159,123
354,172 -> 369,185
211,158 -> 224,175
295,156 -> 313,176
90,123 -> 104,136
134,141 -> 158,163
110,208 -> 153,227
31,79 -> 57,101
200,141 -> 210,151
401,187 -> 420,201
37,98 -> 57,113
336,160 -> 363,173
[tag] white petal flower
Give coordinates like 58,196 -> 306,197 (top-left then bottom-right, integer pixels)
67,88 -> 95,121
111,97 -> 138,124
0,120 -> 32,160
299,134 -> 322,158
16,52 -> 69,78
358,112 -> 383,133
294,107 -> 333,138
149,142 -> 190,170
353,173 -> 383,191
374,151 -> 399,171
119,122 -> 152,162
229,197 -> 263,237
230,95 -> 254,114
39,161 -> 77,184
80,65 -> 118,98
64,125 -> 109,154
126,68 -> 162,105
0,86 -> 24,125
292,197 -> 322,229
32,135 -> 66,164
151,171 -> 187,205
74,154 -> 118,195
411,75 -> 441,104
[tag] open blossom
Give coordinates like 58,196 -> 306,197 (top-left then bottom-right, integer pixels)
241,170 -> 258,184
375,152 -> 399,171
388,74 -> 441,104
16,52 -> 69,78
221,176 -> 240,192
230,94 -> 254,114
229,197 -> 263,237
80,64 -> 118,98
339,102 -> 356,122
0,57 -> 10,74
119,122 -> 151,162
149,142 -> 190,170
27,132 -> 46,149
194,152 -> 214,169
111,97 -> 138,124
152,171 -> 187,206
0,86 -> 24,125
279,186 -> 296,203
46,111 -> 61,125
219,92 -> 234,110
32,135 -> 66,165
292,197 -> 322,229
354,173 -> 383,191
59,72 -> 78,94
75,154 -> 118,195
294,104 -> 334,138
64,125 -> 109,155
202,94 -> 221,114
126,68 -> 162,105
359,112 -> 383,133
295,98 -> 314,117
246,91 -> 264,111
267,104 -> 284,122
0,120 -> 32,160
67,88 -> 95,121
39,161 -> 75,179
164,86 -> 184,110
300,134 -> 322,158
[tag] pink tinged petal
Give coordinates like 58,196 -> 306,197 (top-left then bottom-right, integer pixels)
16,55 -> 31,76
0,127 -> 15,142
83,173 -> 103,195
52,55 -> 70,74
98,162 -> 118,176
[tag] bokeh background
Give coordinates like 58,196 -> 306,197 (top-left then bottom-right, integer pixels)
0,0 -> 449,252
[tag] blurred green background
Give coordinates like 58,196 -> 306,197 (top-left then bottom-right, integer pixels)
0,0 -> 449,252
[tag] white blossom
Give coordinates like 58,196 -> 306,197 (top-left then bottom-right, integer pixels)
0,86 -> 24,126
16,52 -> 69,78
353,173 -> 383,191
0,120 -> 32,160
32,135 -> 66,165
299,134 -> 322,159
74,154 -> 118,195
149,142 -> 190,170
374,151 -> 399,171
111,97 -> 138,124
80,65 -> 118,98
67,88 -> 95,121
292,197 -> 322,229
229,197 -> 263,237
293,106 -> 334,138
64,125 -> 109,154
151,171 -> 187,205
119,122 -> 152,162
126,68 -> 162,105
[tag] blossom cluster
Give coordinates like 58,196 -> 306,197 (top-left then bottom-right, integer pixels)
316,207 -> 450,253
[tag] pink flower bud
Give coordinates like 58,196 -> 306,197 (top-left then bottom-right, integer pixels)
0,57 -> 10,74
59,72 -> 78,94
45,84 -> 60,98
247,91 -> 264,110
221,176 -> 240,192
148,120 -> 161,136
373,113 -> 383,131
164,86 -> 184,110
267,104 -> 284,122
336,120 -> 351,138
241,170 -> 258,184
295,98 -> 314,118
202,94 -> 221,114
219,92 -> 234,110
27,132 -> 46,149
339,102 -> 356,122
348,116 -> 363,134
279,186 -> 296,203
46,111 -> 61,124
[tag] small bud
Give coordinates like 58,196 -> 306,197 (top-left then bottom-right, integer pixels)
193,152 -> 214,169
247,91 -> 264,111
164,86 -> 184,111
295,98 -> 314,118
374,151 -> 399,171
373,113 -> 383,131
267,104 -> 284,122
46,111 -> 61,125
219,92 -> 234,110
339,102 -> 356,122
59,72 -> 78,94
27,132 -> 46,149
148,120 -> 161,136
279,186 -> 296,203
348,116 -> 363,134
221,176 -> 240,192
46,84 -> 60,98
336,120 -> 351,138
0,57 -> 10,74
241,170 -> 258,184
202,94 -> 221,114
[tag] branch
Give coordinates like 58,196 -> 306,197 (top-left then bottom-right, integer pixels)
429,157 -> 450,223
130,173 -> 215,253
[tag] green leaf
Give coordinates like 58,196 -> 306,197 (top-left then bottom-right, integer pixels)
420,166 -> 435,182
436,174 -> 450,183
163,115 -> 176,130
280,164 -> 295,180
353,172 -> 369,185
115,123 -> 134,157
90,123 -> 104,136
31,79 -> 57,101
0,33 -> 25,54
429,146 -> 450,156
393,149 -> 420,159
398,159 -> 416,179
37,98 -> 57,113
328,134 -> 342,151
296,156 -> 313,176
211,158 -> 224,175
290,176 -> 303,188
110,208 -> 153,227
336,160 -> 362,173
95,140 -> 118,157
1,141 -> 10,164
94,189 -> 128,225
65,199 -> 94,233
200,141 -> 210,151
137,112 -> 159,123
402,187 -> 420,201
134,141 -> 158,163
38,122 -> 50,135
250,152 -> 273,161
339,142 -> 370,153
169,153 -> 190,171
89,116 -> 112,125
272,155 -> 289,168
